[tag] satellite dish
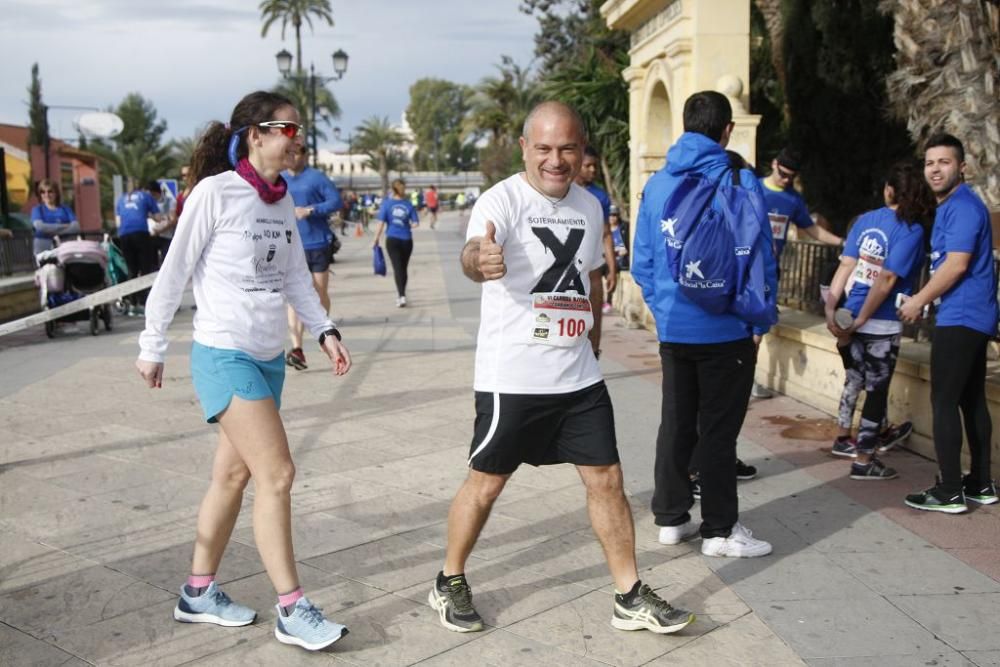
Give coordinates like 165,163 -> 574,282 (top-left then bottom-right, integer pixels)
75,112 -> 124,139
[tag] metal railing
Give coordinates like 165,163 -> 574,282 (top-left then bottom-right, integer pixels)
778,240 -> 1000,342
0,230 -> 35,276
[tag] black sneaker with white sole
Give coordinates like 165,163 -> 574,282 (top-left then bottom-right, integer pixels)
877,422 -> 912,453
849,457 -> 898,480
611,582 -> 694,634
964,475 -> 999,505
905,483 -> 968,514
736,459 -> 757,480
428,572 -> 483,632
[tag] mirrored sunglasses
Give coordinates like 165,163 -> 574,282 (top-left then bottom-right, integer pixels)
258,121 -> 303,139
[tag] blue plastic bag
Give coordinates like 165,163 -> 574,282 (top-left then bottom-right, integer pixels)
373,245 -> 387,276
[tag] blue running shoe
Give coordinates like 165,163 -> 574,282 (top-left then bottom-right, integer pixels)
274,597 -> 348,651
173,582 -> 256,627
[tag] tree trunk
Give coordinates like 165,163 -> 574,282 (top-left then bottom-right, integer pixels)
754,0 -> 789,123
295,20 -> 303,74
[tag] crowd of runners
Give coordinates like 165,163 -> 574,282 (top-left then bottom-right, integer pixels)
131,88 -> 996,652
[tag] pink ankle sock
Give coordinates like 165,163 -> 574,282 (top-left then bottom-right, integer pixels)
187,574 -> 215,589
278,587 -> 304,609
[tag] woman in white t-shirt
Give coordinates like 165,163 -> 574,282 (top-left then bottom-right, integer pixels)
135,91 -> 352,652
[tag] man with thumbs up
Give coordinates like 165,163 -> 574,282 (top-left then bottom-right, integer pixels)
428,101 -> 694,637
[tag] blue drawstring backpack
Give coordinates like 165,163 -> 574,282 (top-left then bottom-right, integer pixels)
373,245 -> 387,276
660,169 -> 776,327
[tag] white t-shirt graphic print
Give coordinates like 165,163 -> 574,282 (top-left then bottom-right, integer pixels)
466,174 -> 605,394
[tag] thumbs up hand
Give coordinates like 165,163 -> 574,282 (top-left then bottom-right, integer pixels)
478,221 -> 506,281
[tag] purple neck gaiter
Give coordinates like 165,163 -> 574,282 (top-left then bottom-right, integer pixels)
235,158 -> 287,204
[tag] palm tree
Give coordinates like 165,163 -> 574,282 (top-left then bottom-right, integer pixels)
353,116 -> 407,194
273,76 -> 340,145
879,0 -> 999,208
259,0 -> 334,73
467,57 -> 538,147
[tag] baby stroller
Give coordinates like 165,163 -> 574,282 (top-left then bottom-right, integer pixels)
103,235 -> 131,315
35,239 -> 113,338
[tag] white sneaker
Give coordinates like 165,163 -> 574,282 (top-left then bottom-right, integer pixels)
701,522 -> 772,558
658,521 -> 699,545
400,295 -> 407,306
751,382 -> 773,399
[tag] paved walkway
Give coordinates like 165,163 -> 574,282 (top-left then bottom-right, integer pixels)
1,210 -> 998,666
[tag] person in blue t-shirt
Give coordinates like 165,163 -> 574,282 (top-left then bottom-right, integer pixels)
373,178 -> 419,307
576,146 -> 618,310
761,148 -> 843,263
31,179 -> 79,254
116,181 -> 163,314
899,134 -> 1000,513
824,160 -> 933,481
281,145 -> 343,370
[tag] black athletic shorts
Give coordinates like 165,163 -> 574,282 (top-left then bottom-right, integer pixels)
467,381 -> 619,474
304,244 -> 332,273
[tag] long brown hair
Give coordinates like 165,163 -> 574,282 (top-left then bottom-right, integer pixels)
885,160 -> 935,229
36,179 -> 62,207
188,91 -> 295,188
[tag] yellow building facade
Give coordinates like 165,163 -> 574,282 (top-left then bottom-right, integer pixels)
601,0 -> 760,326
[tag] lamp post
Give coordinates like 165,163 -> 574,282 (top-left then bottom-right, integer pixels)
333,126 -> 354,190
276,48 -> 348,169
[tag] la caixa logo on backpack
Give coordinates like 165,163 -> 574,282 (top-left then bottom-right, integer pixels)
660,169 -> 775,327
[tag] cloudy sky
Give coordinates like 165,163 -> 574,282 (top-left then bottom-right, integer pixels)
0,0 -> 539,150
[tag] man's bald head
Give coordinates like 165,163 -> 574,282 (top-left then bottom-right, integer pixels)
521,101 -> 587,144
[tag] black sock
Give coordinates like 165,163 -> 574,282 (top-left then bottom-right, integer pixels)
616,580 -> 642,605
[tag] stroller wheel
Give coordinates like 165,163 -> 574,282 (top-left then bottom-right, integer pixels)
89,309 -> 100,336
45,320 -> 56,339
102,304 -> 113,331
115,298 -> 128,316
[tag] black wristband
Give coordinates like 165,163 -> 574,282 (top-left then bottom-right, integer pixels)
318,328 -> 341,346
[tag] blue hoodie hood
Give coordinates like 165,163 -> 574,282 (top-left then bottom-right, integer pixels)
666,132 -> 730,179
629,132 -> 776,343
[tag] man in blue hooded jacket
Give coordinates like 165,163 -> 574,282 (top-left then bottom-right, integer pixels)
632,91 -> 777,558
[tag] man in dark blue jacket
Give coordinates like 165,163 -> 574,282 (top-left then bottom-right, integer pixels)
632,91 -> 777,558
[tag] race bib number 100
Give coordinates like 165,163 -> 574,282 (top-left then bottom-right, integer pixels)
530,293 -> 594,347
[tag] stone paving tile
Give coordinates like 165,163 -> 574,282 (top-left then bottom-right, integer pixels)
231,510 -> 387,562
304,533 -> 445,593
287,439 -> 403,474
806,650 -> 977,666
50,598 -> 266,666
776,504 -> 930,553
321,489 -> 452,537
0,535 -> 98,594
0,622 -> 88,667
313,593 -> 481,666
0,469 -> 85,519
408,513 -> 558,562
705,549 -> 873,602
495,529 -> 679,594
0,565 -> 174,641
965,651 -> 1000,666
504,589 -> 710,667
849,548 -> 1000,596
753,594 -> 946,659
888,593 -> 1000,651
419,628 -> 610,666
108,540 -> 264,592
182,632 -> 355,664
396,559 -> 590,629
646,612 -> 804,666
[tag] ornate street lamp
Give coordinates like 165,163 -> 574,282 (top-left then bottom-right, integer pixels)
275,48 -> 348,168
